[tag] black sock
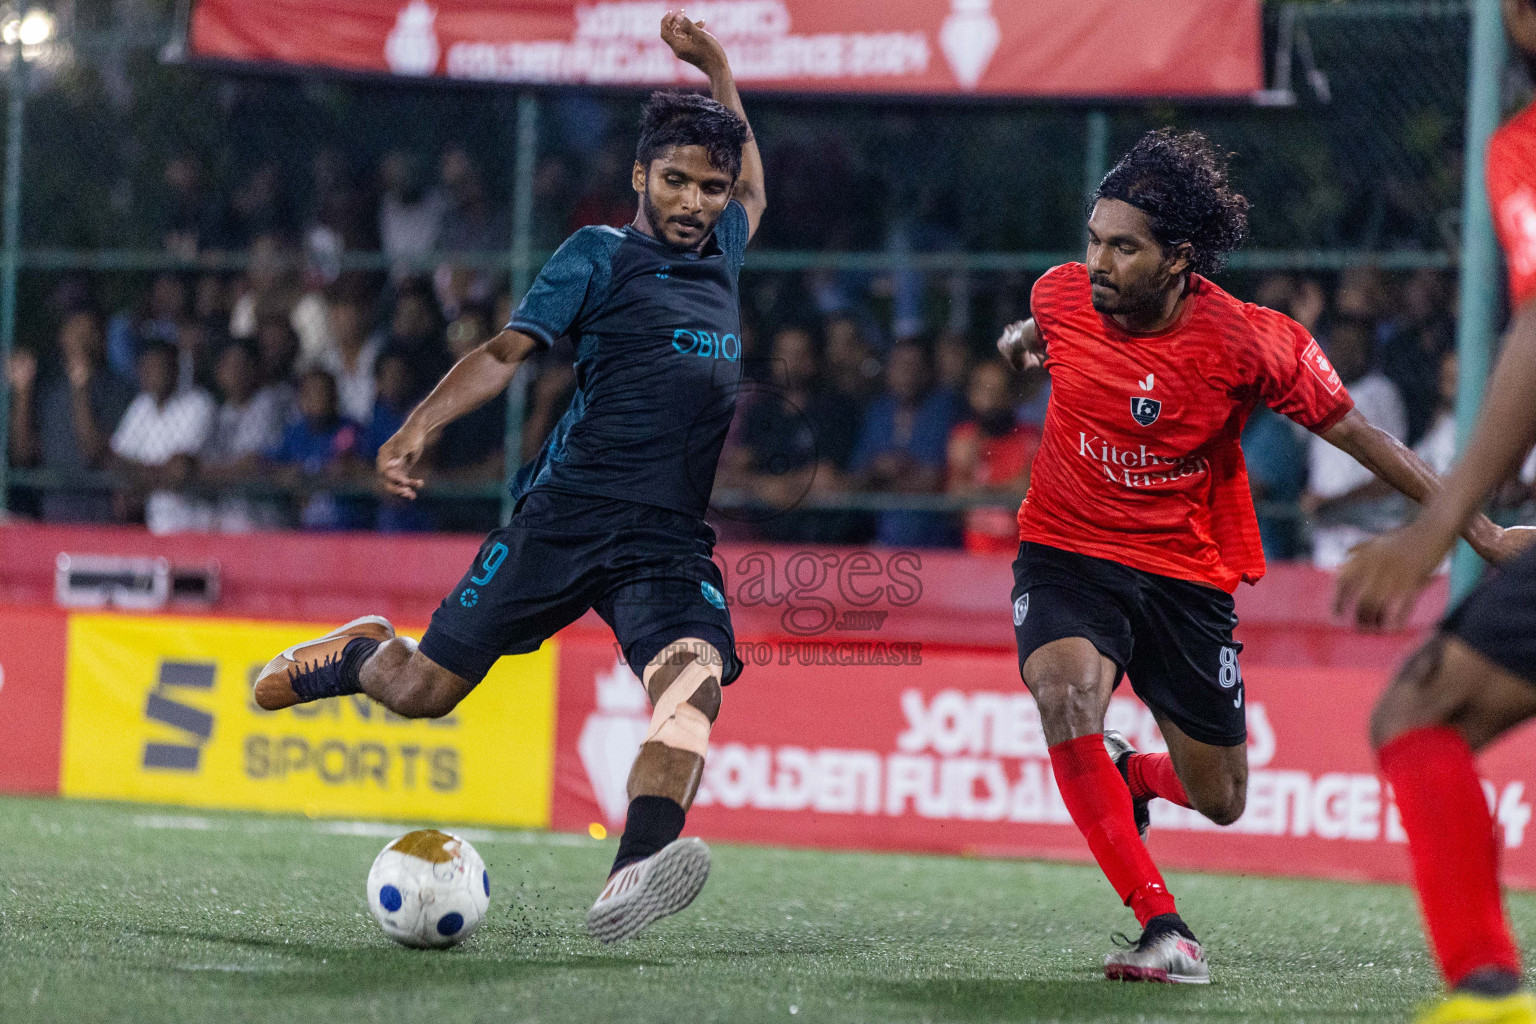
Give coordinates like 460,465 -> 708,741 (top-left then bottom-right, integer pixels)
337,636 -> 381,694
1456,967 -> 1523,998
611,796 -> 686,874
1145,913 -> 1196,943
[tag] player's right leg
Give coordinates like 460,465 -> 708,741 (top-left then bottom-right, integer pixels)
1370,545 -> 1536,1023
1012,542 -> 1207,983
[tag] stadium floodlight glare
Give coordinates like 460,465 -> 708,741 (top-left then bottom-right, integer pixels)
17,9 -> 52,46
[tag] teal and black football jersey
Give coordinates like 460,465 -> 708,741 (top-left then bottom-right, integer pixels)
505,201 -> 748,519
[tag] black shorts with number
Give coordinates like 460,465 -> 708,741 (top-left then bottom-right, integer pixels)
1443,541 -> 1536,685
1011,541 -> 1247,747
420,488 -> 742,686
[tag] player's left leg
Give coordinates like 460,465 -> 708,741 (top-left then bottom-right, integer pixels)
585,636 -> 725,944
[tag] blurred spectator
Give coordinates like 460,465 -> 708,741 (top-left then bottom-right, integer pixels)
436,147 -> 507,320
107,272 -> 185,380
199,341 -> 289,532
433,306 -> 505,479
156,154 -> 217,259
934,330 -> 974,411
851,340 -> 962,547
824,314 -> 883,407
946,359 -> 1040,555
1303,317 -> 1409,568
1380,268 -> 1455,445
110,340 -> 216,534
9,309 -> 136,523
568,142 -> 636,231
379,150 -> 447,279
381,276 -> 451,387
365,351 -> 433,533
1290,277 -> 1327,335
218,161 -> 290,250
725,324 -> 864,543
1242,407 -> 1309,561
172,317 -> 218,395
308,147 -> 378,253
230,233 -> 334,363
266,368 -> 365,531
315,294 -> 381,424
192,273 -> 233,336
255,314 -> 302,396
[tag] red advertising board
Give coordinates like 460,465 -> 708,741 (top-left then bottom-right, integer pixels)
189,0 -> 1262,99
551,628 -> 1536,888
0,604 -> 68,793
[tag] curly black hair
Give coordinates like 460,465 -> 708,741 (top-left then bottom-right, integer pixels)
1094,128 -> 1250,277
636,91 -> 749,180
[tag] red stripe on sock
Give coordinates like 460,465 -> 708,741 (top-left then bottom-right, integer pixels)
1050,734 -> 1177,927
1126,753 -> 1194,809
1378,726 -> 1521,986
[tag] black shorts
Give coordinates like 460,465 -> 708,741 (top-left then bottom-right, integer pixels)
420,488 -> 742,686
1443,541 -> 1536,686
1011,541 -> 1246,747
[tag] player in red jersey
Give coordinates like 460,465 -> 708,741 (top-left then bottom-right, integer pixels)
1335,3 -> 1536,1021
997,129 -> 1529,984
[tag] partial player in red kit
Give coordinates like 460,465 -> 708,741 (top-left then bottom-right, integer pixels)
1336,3 -> 1536,1021
997,129 -> 1527,985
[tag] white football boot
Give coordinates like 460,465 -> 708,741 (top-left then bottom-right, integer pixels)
1104,920 -> 1210,984
585,837 -> 711,944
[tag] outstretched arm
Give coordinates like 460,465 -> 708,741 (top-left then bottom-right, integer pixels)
1318,408 -> 1513,564
376,328 -> 541,499
661,10 -> 765,239
1337,305 -> 1536,628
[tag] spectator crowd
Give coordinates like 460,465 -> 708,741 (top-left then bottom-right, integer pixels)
5,142 -> 1534,562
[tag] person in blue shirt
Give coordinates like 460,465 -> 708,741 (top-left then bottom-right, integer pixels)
266,367 -> 365,530
250,11 -> 765,947
851,340 -> 964,547
364,351 -> 433,533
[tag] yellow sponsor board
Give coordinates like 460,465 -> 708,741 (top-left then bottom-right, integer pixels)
61,613 -> 555,828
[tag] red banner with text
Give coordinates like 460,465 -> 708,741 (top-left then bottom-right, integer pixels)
551,629 -> 1536,888
189,0 -> 1262,99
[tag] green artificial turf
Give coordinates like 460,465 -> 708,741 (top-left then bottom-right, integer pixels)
0,794 -> 1521,1023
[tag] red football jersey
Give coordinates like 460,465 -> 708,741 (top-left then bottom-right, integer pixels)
1020,264 -> 1355,591
1488,103 -> 1536,311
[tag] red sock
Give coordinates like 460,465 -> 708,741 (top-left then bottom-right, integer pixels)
1050,734 -> 1177,926
1126,753 -> 1194,809
1378,726 -> 1521,986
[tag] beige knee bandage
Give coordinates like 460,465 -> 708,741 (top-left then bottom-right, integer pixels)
625,640 -> 723,809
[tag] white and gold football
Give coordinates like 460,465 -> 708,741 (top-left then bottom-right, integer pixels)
366,829 -> 489,949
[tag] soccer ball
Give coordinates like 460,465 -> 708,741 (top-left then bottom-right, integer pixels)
366,829 -> 490,948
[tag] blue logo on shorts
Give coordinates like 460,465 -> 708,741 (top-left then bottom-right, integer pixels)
459,587 -> 479,608
701,580 -> 726,610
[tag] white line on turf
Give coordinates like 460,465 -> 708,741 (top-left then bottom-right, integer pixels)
129,814 -> 595,847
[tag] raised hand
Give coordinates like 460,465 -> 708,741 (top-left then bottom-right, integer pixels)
996,319 -> 1044,371
376,426 -> 428,500
661,9 -> 727,75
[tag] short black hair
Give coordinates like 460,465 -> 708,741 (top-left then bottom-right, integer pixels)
636,91 -> 749,180
1094,128 -> 1250,277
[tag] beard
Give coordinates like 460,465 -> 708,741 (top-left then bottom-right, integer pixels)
641,188 -> 712,252
1089,275 -> 1171,318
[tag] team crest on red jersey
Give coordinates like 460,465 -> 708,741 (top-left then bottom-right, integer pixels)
1129,395 -> 1162,426
1301,339 -> 1343,395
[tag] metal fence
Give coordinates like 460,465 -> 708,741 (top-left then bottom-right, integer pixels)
0,1 -> 1528,556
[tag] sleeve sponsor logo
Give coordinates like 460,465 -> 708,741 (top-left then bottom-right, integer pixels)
1301,339 -> 1343,396
1498,187 -> 1536,278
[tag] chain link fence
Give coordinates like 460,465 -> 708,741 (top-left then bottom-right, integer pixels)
3,1 -> 1531,558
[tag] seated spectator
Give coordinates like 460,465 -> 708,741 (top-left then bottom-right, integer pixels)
156,154 -> 217,259
934,329 -> 974,411
110,340 -> 216,534
315,293 -> 381,424
725,324 -> 864,543
381,276 -> 451,387
364,351 -> 432,533
200,342 -> 290,531
8,309 -> 136,523
266,368 -> 365,531
429,306 -> 506,532
1242,407 -> 1308,561
946,359 -> 1040,555
107,271 -> 185,380
173,316 -> 218,395
230,233 -> 334,364
254,314 -> 301,405
379,150 -> 447,279
1380,268 -> 1455,445
1303,317 -> 1409,568
851,340 -> 962,548
1414,348 -> 1460,476
824,314 -> 883,408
